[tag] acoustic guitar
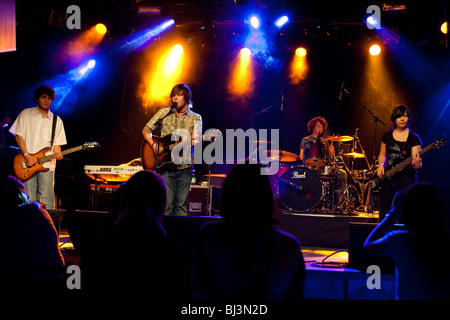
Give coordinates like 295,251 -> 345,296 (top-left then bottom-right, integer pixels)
141,129 -> 221,172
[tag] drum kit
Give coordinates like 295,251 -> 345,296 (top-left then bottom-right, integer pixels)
265,131 -> 376,214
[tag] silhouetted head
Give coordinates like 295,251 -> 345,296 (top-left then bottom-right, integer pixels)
120,170 -> 167,225
402,183 -> 447,239
220,164 -> 275,229
0,175 -> 30,208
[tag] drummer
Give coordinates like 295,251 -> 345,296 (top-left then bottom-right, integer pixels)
299,116 -> 334,170
299,116 -> 348,210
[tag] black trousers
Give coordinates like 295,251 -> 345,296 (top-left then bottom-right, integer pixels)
378,174 -> 416,222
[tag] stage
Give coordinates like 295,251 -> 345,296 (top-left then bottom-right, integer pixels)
60,209 -> 395,300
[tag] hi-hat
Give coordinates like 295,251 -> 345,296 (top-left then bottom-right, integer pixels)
324,135 -> 354,142
342,152 -> 366,158
262,150 -> 299,162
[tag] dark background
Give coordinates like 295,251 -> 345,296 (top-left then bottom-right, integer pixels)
1,0 -> 449,211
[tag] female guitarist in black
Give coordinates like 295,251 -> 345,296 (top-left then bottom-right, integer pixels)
376,105 -> 422,221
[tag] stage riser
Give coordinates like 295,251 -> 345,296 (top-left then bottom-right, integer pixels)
66,211 -> 378,253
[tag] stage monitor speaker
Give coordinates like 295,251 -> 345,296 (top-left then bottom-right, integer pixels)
187,185 -> 221,216
65,210 -> 109,254
47,209 -> 61,236
347,222 -> 404,274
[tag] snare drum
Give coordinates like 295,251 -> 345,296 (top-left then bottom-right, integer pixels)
304,157 -> 326,173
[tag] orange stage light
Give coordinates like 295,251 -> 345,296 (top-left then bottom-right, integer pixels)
95,23 -> 107,35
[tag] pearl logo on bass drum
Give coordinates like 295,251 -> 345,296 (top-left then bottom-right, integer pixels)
292,171 -> 306,179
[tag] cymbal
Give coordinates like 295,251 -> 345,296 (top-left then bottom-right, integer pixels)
262,150 -> 299,162
342,152 -> 366,158
324,135 -> 354,142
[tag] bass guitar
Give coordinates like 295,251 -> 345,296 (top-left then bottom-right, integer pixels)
13,142 -> 100,181
371,136 -> 446,195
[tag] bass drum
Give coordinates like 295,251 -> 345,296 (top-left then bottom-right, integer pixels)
278,166 -> 323,212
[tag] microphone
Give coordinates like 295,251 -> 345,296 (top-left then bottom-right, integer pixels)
338,81 -> 345,101
281,92 -> 284,111
355,128 -> 359,140
171,102 -> 177,109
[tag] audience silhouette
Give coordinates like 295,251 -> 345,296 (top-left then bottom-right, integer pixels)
364,182 -> 450,299
81,170 -> 191,299
192,164 -> 305,300
0,175 -> 65,293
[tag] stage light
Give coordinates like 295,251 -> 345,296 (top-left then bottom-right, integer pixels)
142,43 -> 185,106
369,44 -> 381,56
290,47 -> 308,84
228,48 -> 254,96
116,19 -> 175,53
77,59 -> 96,77
95,23 -> 107,35
162,44 -> 184,77
274,16 -> 289,28
441,22 -> 448,34
240,47 -> 251,59
366,16 -> 379,29
249,15 -> 260,29
87,59 -> 96,69
295,47 -> 307,57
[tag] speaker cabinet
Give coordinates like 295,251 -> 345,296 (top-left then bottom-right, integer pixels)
187,185 -> 221,216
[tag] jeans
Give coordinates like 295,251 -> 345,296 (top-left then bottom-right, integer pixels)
160,167 -> 192,215
23,170 -> 56,209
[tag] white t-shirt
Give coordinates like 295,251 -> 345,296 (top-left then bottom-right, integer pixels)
9,107 -> 67,170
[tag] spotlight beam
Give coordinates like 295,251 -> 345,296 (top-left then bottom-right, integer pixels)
116,19 -> 175,53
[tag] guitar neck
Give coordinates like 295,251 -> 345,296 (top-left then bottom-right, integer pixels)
385,143 -> 433,177
38,146 -> 83,163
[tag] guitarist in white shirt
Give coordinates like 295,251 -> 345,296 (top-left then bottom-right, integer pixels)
376,105 -> 421,221
9,85 -> 67,209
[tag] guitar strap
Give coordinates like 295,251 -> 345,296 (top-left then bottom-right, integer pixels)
50,113 -> 58,148
184,112 -> 193,135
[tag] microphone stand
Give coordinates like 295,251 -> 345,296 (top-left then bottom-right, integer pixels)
342,88 -> 385,162
247,91 -> 283,125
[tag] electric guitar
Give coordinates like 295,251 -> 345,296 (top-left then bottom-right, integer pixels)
13,142 -> 100,181
371,136 -> 446,195
141,129 -> 221,172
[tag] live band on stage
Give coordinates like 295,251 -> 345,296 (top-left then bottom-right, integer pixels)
2,100 -> 446,220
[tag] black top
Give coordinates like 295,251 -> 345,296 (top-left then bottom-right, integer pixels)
381,129 -> 422,177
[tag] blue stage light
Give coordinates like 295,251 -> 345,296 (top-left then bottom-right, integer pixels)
116,19 -> 175,53
274,16 -> 289,28
249,15 -> 260,29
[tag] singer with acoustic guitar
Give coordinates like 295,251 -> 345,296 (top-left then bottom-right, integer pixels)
9,85 -> 67,209
375,105 -> 422,222
142,84 -> 202,216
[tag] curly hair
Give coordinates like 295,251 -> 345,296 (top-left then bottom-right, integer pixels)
33,85 -> 55,103
307,116 -> 328,133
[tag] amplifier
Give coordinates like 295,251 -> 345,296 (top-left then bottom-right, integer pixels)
188,185 -> 208,216
187,185 -> 221,216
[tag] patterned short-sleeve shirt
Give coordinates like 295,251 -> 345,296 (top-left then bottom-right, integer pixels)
146,107 -> 202,169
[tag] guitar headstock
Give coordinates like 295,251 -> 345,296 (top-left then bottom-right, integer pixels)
434,136 -> 447,148
83,142 -> 101,150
